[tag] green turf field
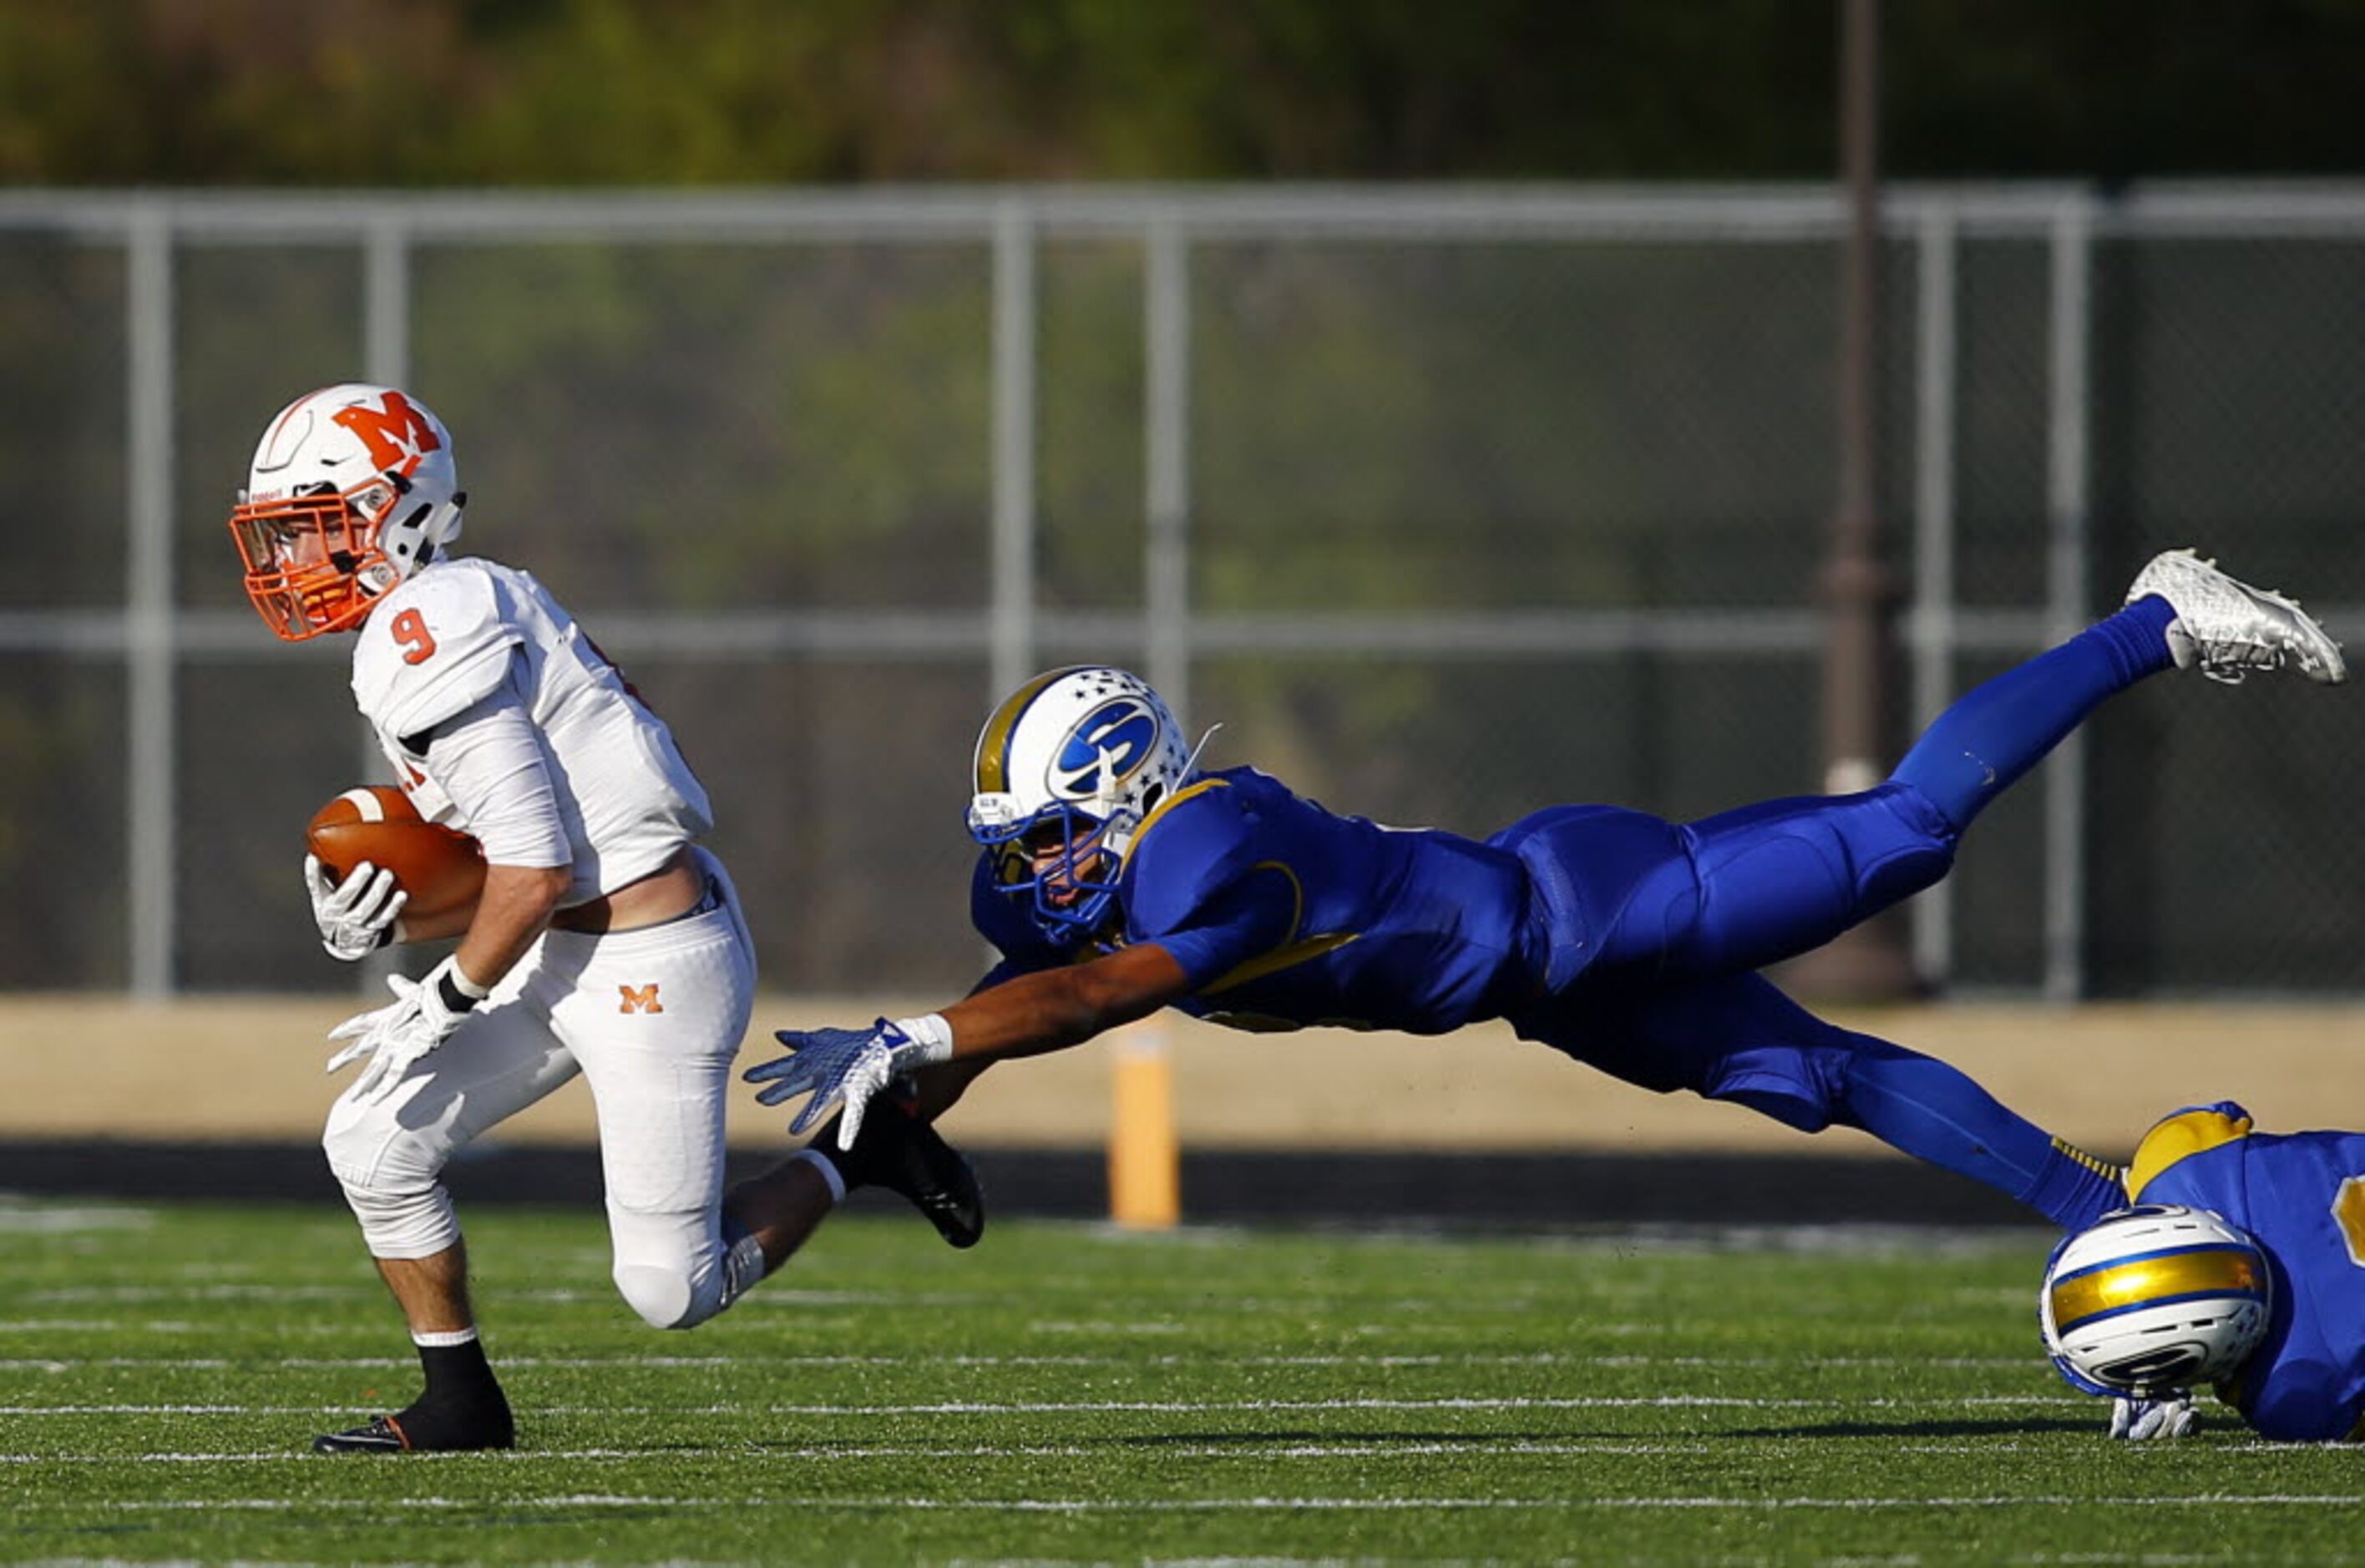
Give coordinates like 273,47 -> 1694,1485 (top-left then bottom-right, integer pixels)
5,1196 -> 2362,1565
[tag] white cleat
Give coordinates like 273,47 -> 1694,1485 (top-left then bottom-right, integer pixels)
2124,549 -> 2347,686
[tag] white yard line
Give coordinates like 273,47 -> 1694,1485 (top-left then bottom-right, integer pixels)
0,1393 -> 2079,1416
18,1493 -> 2365,1515
4,1438 -> 2138,1464
0,1351 -> 2033,1372
752,1394 -> 2072,1414
0,1322 -> 202,1334
6,1285 -> 990,1307
14,1286 -> 375,1302
0,1206 -> 155,1233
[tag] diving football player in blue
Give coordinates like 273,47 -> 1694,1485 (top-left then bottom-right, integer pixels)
750,550 -> 2344,1239
2042,1105 -> 2365,1443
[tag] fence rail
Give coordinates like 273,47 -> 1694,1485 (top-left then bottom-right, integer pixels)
3,183 -> 2359,999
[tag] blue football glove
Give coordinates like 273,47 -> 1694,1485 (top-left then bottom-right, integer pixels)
2109,1391 -> 2196,1440
745,1016 -> 950,1150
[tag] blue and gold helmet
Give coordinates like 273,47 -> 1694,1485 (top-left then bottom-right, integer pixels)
967,666 -> 1195,940
2040,1204 -> 2271,1398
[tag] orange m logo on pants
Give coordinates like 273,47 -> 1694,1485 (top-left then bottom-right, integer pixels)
618,984 -> 663,1014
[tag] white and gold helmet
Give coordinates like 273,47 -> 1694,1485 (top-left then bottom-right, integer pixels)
2040,1204 -> 2271,1398
967,666 -> 1195,938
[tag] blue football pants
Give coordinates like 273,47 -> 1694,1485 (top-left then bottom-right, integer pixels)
1498,598 -> 2175,1227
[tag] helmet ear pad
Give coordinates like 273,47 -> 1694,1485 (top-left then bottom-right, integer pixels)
382,493 -> 467,576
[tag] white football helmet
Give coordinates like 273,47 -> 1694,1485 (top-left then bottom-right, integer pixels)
2041,1204 -> 2271,1398
967,665 -> 1196,939
227,383 -> 466,640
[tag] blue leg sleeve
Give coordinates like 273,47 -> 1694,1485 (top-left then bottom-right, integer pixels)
1539,975 -> 2125,1227
1572,599 -> 2177,983
1804,1042 -> 2124,1229
1891,597 -> 2174,834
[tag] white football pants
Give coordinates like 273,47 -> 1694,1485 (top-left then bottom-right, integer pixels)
321,850 -> 757,1329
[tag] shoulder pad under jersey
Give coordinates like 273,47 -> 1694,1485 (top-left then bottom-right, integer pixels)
2126,1101 -> 2255,1201
350,561 -> 523,743
1119,777 -> 1262,939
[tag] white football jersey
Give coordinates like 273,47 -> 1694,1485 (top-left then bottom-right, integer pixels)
350,556 -> 712,904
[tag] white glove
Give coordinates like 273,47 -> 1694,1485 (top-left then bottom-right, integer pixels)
2110,1391 -> 2197,1440
306,854 -> 408,962
833,1036 -> 901,1151
325,956 -> 484,1105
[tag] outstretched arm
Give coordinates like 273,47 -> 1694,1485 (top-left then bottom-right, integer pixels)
936,943 -> 1193,1063
748,943 -> 1194,1145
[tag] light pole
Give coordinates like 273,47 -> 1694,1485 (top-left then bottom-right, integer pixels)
1783,0 -> 1922,1001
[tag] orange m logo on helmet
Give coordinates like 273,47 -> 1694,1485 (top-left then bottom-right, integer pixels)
618,984 -> 663,1014
332,391 -> 441,471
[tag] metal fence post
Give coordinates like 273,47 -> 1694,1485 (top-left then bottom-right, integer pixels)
2043,195 -> 2096,1001
125,203 -> 176,999
1144,214 -> 1191,722
364,215 -> 410,391
357,217 -> 413,992
990,199 -> 1039,707
1909,202 -> 1961,986
1115,212 -> 1194,1225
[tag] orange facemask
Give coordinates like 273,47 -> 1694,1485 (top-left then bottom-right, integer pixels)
227,476 -> 401,640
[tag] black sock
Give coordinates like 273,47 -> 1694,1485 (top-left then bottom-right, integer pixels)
418,1333 -> 503,1403
818,1099 -> 923,1191
394,1332 -> 513,1449
801,1136 -> 853,1192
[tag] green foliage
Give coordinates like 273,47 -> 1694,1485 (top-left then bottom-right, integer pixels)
6,1 -> 2365,186
408,238 -> 998,610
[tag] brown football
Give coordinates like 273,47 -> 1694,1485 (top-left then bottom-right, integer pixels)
306,786 -> 488,921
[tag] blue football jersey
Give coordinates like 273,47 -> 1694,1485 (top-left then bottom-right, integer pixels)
2129,1102 -> 2365,1442
970,766 -> 1539,1034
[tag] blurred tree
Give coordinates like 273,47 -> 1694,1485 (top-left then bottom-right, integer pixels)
3,0 -> 2362,185
9,0 -> 2365,990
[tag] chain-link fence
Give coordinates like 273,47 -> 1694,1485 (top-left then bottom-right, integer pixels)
1,185 -> 2358,999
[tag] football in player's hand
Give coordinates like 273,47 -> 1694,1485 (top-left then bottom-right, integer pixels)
306,786 -> 486,920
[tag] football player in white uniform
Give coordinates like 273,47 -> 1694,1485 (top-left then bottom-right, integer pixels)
230,383 -> 983,1454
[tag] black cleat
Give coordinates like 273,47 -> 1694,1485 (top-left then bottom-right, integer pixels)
313,1415 -> 410,1454
312,1407 -> 514,1454
828,1101 -> 986,1249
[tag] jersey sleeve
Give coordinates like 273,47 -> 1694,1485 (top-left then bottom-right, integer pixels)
350,565 -> 524,746
1118,782 -> 1295,989
418,676 -> 571,869
1137,870 -> 1298,989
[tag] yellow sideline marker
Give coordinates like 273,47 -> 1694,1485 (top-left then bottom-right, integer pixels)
1108,1024 -> 1180,1228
